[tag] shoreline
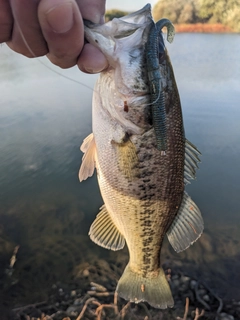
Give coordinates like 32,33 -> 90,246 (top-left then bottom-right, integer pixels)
9,263 -> 240,320
174,23 -> 234,33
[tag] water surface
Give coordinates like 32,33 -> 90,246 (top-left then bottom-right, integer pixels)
0,33 -> 240,309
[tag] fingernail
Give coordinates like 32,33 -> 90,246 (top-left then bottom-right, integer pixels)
46,3 -> 74,33
84,66 -> 104,74
84,62 -> 108,74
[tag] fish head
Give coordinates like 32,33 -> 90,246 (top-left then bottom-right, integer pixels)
84,5 -> 154,134
84,4 -> 153,66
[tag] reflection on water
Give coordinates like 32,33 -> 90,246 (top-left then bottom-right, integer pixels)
0,34 -> 240,309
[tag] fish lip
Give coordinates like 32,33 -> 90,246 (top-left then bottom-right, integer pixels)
83,4 -> 152,29
83,19 -> 101,29
119,3 -> 152,22
83,4 -> 153,61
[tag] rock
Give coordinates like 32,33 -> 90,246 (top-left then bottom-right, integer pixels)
73,298 -> 82,305
172,279 -> 180,288
58,288 -> 64,295
172,274 -> 179,280
71,290 -> 77,297
66,305 -> 81,315
190,280 -> 197,289
198,289 -> 207,296
83,269 -> 90,277
218,313 -> 235,320
181,276 -> 190,283
203,294 -> 210,302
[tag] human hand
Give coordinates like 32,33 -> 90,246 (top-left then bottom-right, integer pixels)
0,0 -> 108,72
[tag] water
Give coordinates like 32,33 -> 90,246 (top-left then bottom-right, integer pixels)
0,34 -> 240,310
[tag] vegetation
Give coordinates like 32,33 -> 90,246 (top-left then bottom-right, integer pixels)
105,9 -> 130,22
199,0 -> 240,31
153,0 -> 240,32
105,1 -> 239,32
153,0 -> 202,24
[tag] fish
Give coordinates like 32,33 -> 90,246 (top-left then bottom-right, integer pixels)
79,4 -> 203,309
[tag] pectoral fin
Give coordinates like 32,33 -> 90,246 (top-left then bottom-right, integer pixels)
115,137 -> 139,180
89,205 -> 125,251
167,192 -> 203,253
79,133 -> 96,182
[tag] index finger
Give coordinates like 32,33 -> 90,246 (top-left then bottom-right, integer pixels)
0,0 -> 13,43
38,0 -> 84,69
77,0 -> 108,73
76,0 -> 106,24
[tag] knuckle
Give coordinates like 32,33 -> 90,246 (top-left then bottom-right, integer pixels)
47,53 -> 77,69
0,24 -> 12,43
8,41 -> 48,58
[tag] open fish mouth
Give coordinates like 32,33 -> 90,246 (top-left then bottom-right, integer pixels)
83,4 -> 153,62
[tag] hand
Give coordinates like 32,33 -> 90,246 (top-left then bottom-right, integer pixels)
0,0 -> 108,72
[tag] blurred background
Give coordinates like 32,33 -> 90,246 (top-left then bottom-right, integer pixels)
0,0 -> 240,314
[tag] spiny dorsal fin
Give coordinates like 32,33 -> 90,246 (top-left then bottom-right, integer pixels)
89,205 -> 125,251
184,139 -> 201,185
167,192 -> 203,253
79,133 -> 96,182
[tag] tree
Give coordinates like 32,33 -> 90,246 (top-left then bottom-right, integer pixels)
105,9 -> 129,22
153,0 -> 202,24
153,0 -> 240,31
199,0 -> 240,31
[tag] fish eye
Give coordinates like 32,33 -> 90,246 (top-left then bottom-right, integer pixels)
95,39 -> 99,43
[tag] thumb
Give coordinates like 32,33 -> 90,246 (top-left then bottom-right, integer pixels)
38,0 -> 84,68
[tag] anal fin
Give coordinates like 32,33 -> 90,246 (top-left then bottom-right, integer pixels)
89,205 -> 125,251
167,192 -> 203,253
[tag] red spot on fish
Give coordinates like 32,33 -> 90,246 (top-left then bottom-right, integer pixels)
187,221 -> 197,234
124,101 -> 129,112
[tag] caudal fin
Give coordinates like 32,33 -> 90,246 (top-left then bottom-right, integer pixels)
116,264 -> 174,309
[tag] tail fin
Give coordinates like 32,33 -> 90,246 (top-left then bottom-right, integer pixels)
116,264 -> 174,309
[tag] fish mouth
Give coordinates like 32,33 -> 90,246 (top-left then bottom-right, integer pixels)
83,4 -> 153,59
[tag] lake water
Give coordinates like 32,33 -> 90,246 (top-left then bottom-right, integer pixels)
0,33 -> 240,311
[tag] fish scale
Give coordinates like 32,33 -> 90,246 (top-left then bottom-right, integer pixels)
79,4 -> 203,309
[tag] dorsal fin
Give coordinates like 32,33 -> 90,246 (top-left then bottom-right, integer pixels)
184,139 -> 201,185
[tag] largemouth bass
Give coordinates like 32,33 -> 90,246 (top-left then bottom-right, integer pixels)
79,4 -> 203,309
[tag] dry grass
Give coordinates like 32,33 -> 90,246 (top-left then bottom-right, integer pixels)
176,297 -> 204,320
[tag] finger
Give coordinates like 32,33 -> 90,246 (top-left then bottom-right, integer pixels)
7,0 -> 48,57
76,0 -> 106,24
76,0 -> 108,74
78,43 -> 108,74
38,0 -> 84,69
0,0 -> 13,43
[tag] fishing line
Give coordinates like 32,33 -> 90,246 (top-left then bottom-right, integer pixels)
144,81 -> 161,106
13,11 -> 96,93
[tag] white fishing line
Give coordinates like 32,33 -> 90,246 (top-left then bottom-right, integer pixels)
13,11 -> 96,92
